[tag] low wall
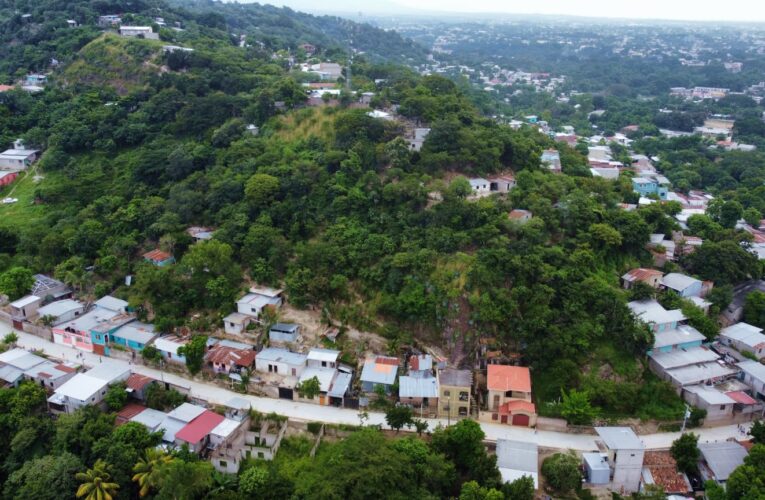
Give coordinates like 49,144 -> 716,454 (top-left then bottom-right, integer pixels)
22,322 -> 52,341
536,416 -> 568,432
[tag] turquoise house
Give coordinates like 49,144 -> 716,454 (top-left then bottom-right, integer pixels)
110,322 -> 157,351
632,176 -> 670,200
90,314 -> 135,356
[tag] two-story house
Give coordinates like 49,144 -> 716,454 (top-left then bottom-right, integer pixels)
481,365 -> 536,427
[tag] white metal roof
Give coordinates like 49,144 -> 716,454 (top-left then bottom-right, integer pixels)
699,442 -> 748,481
36,299 -> 84,319
24,360 -> 70,380
629,299 -> 686,326
112,322 -> 156,344
360,357 -> 398,385
328,371 -> 352,398
721,323 -> 765,349
84,361 -> 130,383
667,361 -> 737,386
685,385 -> 736,405
0,365 -> 23,383
661,273 -> 702,293
307,348 -> 340,363
653,325 -> 706,349
57,307 -> 120,333
0,348 -> 47,370
496,439 -> 538,475
211,418 -> 240,438
167,403 -> 207,423
153,336 -> 187,355
739,359 -> 765,382
399,375 -> 439,398
94,295 -> 128,312
10,295 -> 41,309
130,408 -> 167,431
160,416 -> 187,442
54,374 -> 107,401
256,347 -> 306,366
649,346 -> 720,370
595,427 -> 644,450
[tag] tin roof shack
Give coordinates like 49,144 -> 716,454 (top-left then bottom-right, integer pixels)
23,360 -> 77,391
360,356 -> 399,394
236,287 -> 283,322
0,348 -> 48,387
699,442 -> 748,485
269,323 -> 301,344
496,439 -> 539,488
682,385 -> 735,422
47,361 -> 131,414
30,274 -> 72,301
398,375 -> 439,413
36,299 -> 85,326
594,427 -> 645,494
222,312 -> 254,337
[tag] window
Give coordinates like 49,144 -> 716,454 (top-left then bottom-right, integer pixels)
443,390 -> 451,397
219,460 -> 227,467
720,405 -> 726,410
258,452 -> 264,459
492,413 -> 498,421
459,392 -> 469,401
459,407 -> 468,416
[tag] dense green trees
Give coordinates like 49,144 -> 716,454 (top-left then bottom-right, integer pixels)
541,452 -> 582,496
0,267 -> 34,300
670,433 -> 700,475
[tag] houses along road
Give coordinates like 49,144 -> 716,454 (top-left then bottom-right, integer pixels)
2,321 -> 752,452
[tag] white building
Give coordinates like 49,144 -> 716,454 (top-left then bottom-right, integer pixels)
48,362 -> 131,413
222,312 -> 254,336
739,360 -> 765,399
594,427 -> 645,494
254,347 -> 306,377
36,299 -> 85,325
0,139 -> 39,171
118,26 -> 159,40
720,323 -> 765,360
236,287 -> 283,321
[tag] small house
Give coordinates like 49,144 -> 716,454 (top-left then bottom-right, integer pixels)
222,312 -> 253,336
739,360 -> 765,399
269,323 -> 301,343
508,209 -> 532,224
719,323 -> 765,360
254,347 -> 306,377
31,274 -> 72,302
594,427 -> 645,494
205,344 -> 255,374
0,139 -> 39,171
110,321 -> 157,351
488,174 -> 516,193
143,249 -> 175,267
187,227 -> 214,242
97,15 -> 121,27
118,26 -> 159,40
360,356 -> 399,394
699,442 -> 748,485
621,268 -> 663,289
153,335 -> 189,364
23,360 -> 77,391
36,299 -> 85,326
125,373 -> 159,401
583,453 -> 611,485
682,385 -> 735,421
9,295 -> 42,324
0,171 -> 18,186
408,353 -> 433,378
398,375 -> 439,411
468,178 -> 490,196
47,361 -> 131,413
660,273 -> 704,298
541,149 -> 561,172
438,368 -> 472,419
307,348 -> 339,369
408,128 -> 430,151
0,348 -> 47,388
237,287 -> 283,321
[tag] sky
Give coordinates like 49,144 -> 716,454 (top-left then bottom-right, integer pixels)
257,0 -> 765,23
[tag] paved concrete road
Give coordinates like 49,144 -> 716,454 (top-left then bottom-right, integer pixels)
3,322 -> 752,451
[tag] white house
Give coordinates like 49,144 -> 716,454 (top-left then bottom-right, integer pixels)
118,26 -> 159,40
0,139 -> 39,171
48,361 -> 130,413
36,299 -> 85,325
496,439 -> 539,488
720,323 -> 765,360
9,295 -> 42,323
24,360 -> 77,390
468,178 -> 491,196
222,312 -> 253,336
236,287 -> 283,321
254,347 -> 306,377
594,427 -> 645,493
739,360 -> 765,399
0,348 -> 48,387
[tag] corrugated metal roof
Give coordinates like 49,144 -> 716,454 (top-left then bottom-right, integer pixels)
595,427 -> 644,450
399,376 -> 439,398
699,442 -> 748,481
175,410 -> 225,445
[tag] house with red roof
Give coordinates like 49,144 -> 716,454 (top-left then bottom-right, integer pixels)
205,344 -> 256,375
621,268 -> 663,290
175,410 -> 226,453
142,248 -> 175,266
480,365 -> 536,427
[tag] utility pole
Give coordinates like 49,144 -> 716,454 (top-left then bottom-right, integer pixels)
680,404 -> 691,433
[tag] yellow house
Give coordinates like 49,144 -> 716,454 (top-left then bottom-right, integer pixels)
438,369 -> 472,419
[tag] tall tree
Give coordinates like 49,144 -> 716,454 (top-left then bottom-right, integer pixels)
76,460 -> 120,500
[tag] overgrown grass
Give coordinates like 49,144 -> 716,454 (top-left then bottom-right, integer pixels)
0,169 -> 50,227
273,107 -> 336,142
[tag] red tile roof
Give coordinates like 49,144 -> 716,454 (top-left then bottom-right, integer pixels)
0,85 -> 14,92
643,451 -> 690,494
143,249 -> 173,262
625,268 -> 663,282
175,410 -> 225,444
116,403 -> 147,424
205,345 -> 256,368
498,400 -> 536,414
487,365 -> 532,392
508,209 -> 531,220
126,373 -> 156,391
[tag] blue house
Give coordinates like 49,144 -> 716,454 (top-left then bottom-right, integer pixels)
110,322 -> 157,351
660,273 -> 704,298
90,314 -> 135,357
632,176 -> 669,200
628,299 -> 705,354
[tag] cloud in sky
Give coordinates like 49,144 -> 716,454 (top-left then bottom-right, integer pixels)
387,0 -> 765,22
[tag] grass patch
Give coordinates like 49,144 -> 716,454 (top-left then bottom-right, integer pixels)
272,107 -> 336,142
0,169 -> 51,227
274,436 -> 314,461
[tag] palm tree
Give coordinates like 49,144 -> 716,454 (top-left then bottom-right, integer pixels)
132,448 -> 172,497
76,460 -> 120,500
206,470 -> 238,498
